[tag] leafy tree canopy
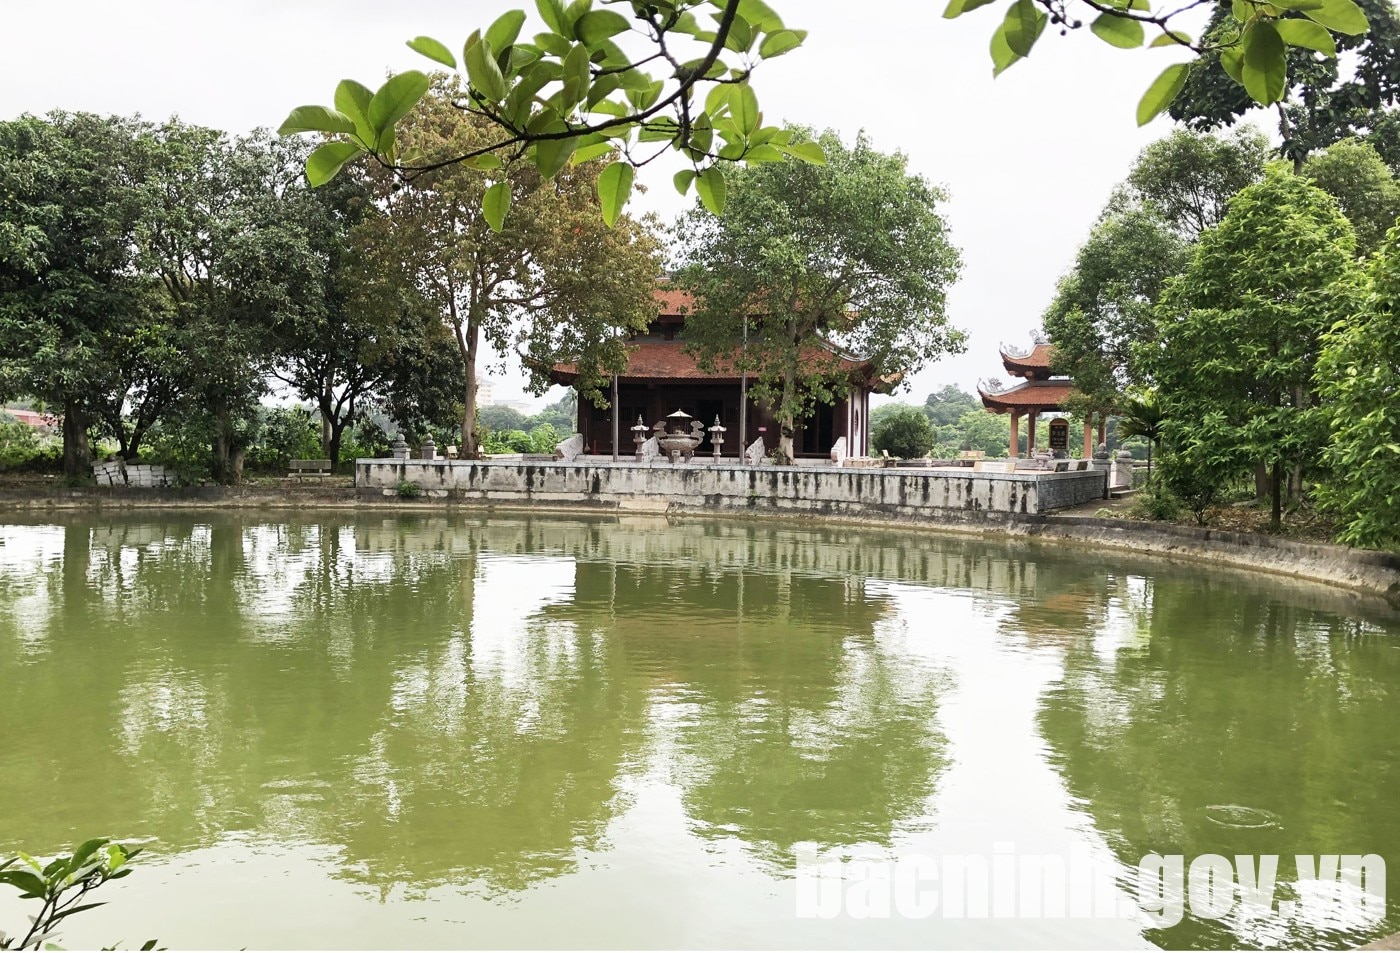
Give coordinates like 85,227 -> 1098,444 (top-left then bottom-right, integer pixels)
1316,223 -> 1400,548
674,128 -> 964,463
364,80 -> 664,456
1151,169 -> 1363,528
1303,137 -> 1400,256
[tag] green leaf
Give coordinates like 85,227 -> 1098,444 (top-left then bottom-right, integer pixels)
1002,0 -> 1048,57
1241,19 -> 1287,104
576,9 -> 630,47
943,0 -> 998,17
366,71 -> 432,146
464,32 -> 509,102
758,29 -> 804,58
1275,17 -> 1337,54
277,105 -> 357,137
1149,29 -> 1192,47
306,141 -> 364,186
1221,46 -> 1245,82
1091,13 -> 1146,48
779,140 -> 827,164
49,902 -> 106,924
486,9 -> 528,54
536,0 -> 567,34
534,135 -> 579,178
736,0 -> 784,31
333,80 -> 375,142
68,840 -> 110,875
406,36 -> 457,69
1136,62 -> 1191,125
462,153 -> 504,170
572,140 -> 614,163
561,42 -> 591,106
730,83 -> 760,135
597,161 -> 634,227
674,169 -> 697,195
696,166 -> 726,215
989,23 -> 1023,76
483,181 -> 511,231
1301,0 -> 1369,33
0,870 -> 46,897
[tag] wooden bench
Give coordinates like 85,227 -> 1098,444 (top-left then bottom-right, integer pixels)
288,459 -> 332,481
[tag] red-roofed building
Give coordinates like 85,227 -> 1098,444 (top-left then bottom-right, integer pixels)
979,339 -> 1103,458
548,285 -> 890,458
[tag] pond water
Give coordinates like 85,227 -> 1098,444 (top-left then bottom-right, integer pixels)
0,514 -> 1397,950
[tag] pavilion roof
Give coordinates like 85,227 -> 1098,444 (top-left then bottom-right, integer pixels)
550,339 -> 884,388
978,378 -> 1075,412
999,341 -> 1056,379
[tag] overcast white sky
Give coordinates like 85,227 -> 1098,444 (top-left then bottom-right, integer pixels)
0,0 -> 1203,410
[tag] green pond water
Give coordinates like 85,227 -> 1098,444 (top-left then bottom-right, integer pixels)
0,514 -> 1397,950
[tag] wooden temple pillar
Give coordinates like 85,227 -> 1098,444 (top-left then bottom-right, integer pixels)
1082,417 -> 1094,458
1009,409 -> 1021,458
1027,414 -> 1037,453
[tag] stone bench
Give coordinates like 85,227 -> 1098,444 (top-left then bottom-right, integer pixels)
288,459 -> 333,481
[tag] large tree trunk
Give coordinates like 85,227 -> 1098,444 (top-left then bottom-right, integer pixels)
211,399 -> 236,485
776,357 -> 797,465
1271,460 -> 1283,533
458,315 -> 481,458
61,398 -> 93,478
326,416 -> 347,472
1254,461 -> 1270,503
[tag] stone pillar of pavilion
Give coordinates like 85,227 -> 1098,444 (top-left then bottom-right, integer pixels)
979,338 -> 1079,459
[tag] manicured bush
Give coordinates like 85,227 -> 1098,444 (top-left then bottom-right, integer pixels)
871,405 -> 935,459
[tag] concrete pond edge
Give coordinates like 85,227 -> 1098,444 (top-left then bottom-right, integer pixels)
1,484 -> 1397,607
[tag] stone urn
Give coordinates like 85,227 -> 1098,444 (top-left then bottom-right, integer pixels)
654,409 -> 704,463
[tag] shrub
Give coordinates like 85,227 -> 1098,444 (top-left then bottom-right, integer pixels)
1132,483 -> 1181,522
0,421 -> 61,472
871,405 -> 935,459
396,480 -> 422,499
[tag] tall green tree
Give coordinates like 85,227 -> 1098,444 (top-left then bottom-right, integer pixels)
1303,138 -> 1400,257
135,124 -> 331,482
676,128 -> 964,464
0,113 -> 148,476
1316,225 -> 1400,548
1151,170 -> 1363,530
268,165 -> 449,469
1044,129 -> 1266,413
1125,128 -> 1270,239
922,385 -> 980,427
373,83 -> 663,457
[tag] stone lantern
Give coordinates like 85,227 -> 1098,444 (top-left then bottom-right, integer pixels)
631,415 -> 649,462
709,415 -> 726,461
420,434 -> 436,460
390,433 -> 409,460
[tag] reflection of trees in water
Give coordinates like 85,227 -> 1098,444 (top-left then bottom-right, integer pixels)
1037,574 -> 1400,949
563,559 -> 949,872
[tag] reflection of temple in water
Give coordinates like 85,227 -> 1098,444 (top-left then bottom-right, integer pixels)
7,511 -> 1396,944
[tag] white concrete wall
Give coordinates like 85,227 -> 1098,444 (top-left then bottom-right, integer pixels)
356,460 -> 1107,516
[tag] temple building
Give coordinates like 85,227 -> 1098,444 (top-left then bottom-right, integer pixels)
549,287 -> 891,459
978,340 -> 1106,457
